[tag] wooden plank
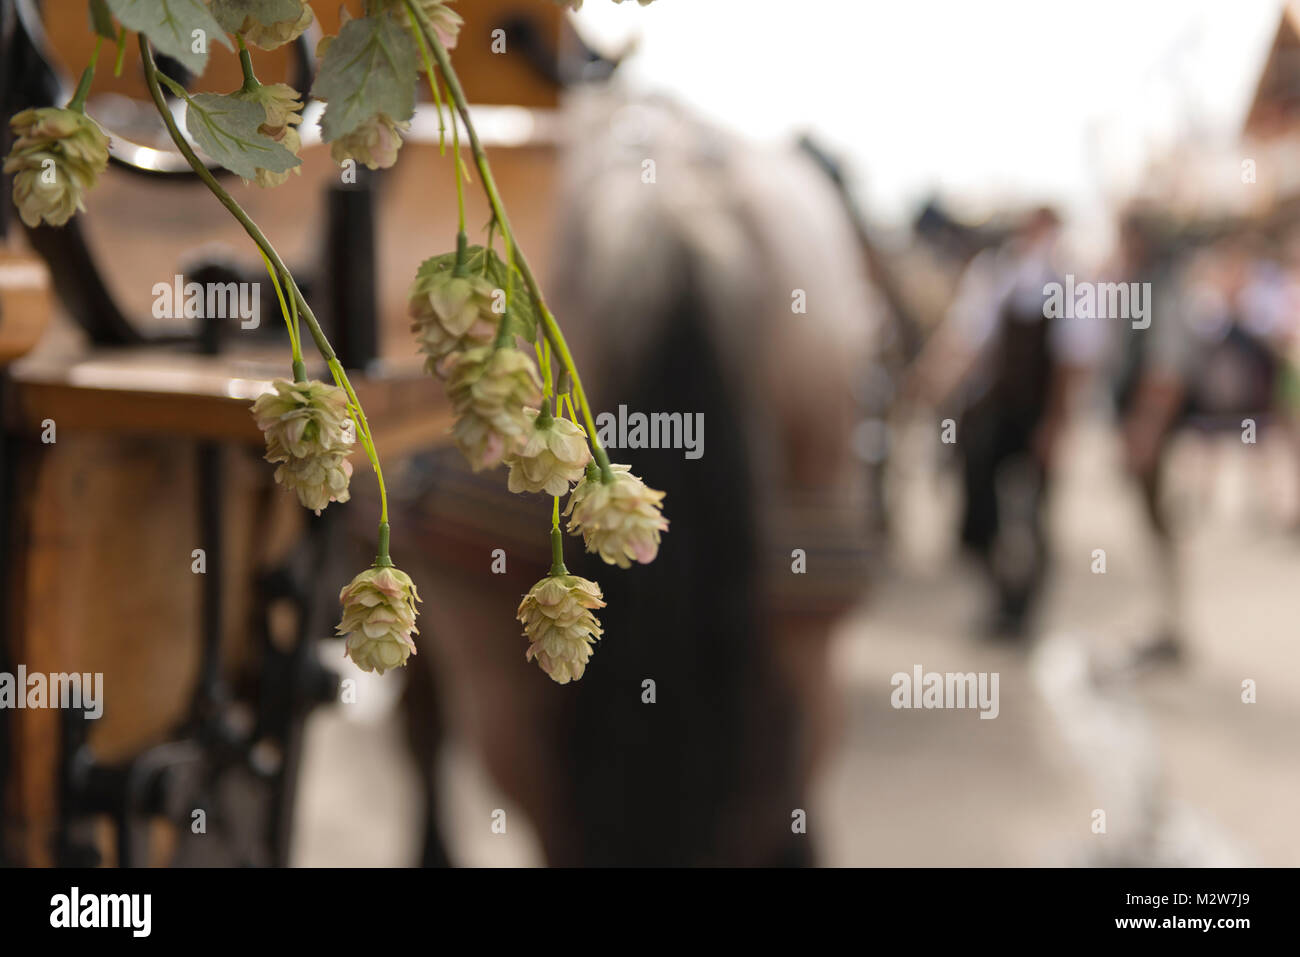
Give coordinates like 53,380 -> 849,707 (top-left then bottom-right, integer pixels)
4,350 -> 453,452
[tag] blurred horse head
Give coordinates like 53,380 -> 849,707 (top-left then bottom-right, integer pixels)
398,90 -> 879,866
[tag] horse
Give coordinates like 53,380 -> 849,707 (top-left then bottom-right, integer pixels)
391,91 -> 880,866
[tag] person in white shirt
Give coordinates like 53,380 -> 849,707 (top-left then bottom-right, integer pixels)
909,207 -> 1103,638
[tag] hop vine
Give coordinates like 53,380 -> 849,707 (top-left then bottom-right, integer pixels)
6,0 -> 665,684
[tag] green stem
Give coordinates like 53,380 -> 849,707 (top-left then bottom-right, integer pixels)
417,20 -> 613,481
453,229 -> 468,277
236,36 -> 259,93
493,308 -> 515,349
535,334 -> 553,399
288,270 -> 301,356
549,505 -> 566,577
141,37 -> 335,365
155,70 -> 190,102
483,219 -> 496,273
140,36 -> 391,529
447,77 -> 467,235
259,247 -> 302,368
492,225 -> 517,350
113,27 -> 127,78
67,36 -> 102,113
328,358 -> 389,526
405,0 -> 447,153
376,522 -> 392,567
536,393 -> 554,428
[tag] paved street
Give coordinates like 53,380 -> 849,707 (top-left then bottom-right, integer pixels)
816,416 -> 1300,866
293,417 -> 1300,867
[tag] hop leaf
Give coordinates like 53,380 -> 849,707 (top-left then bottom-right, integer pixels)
311,15 -> 418,143
210,0 -> 300,30
89,0 -> 117,39
184,92 -> 300,180
482,253 -> 539,343
235,82 -> 304,134
106,0 -> 232,74
231,82 -> 304,186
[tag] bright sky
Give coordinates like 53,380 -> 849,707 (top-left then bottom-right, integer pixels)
573,0 -> 1286,226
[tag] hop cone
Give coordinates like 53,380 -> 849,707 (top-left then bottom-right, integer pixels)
338,565 -> 421,674
518,574 -> 605,684
4,107 -> 109,228
409,269 -> 499,375
252,378 -> 352,459
238,1 -> 314,50
444,346 -> 543,471
251,379 -> 356,513
565,463 -> 668,568
389,0 -> 463,48
329,113 -> 407,171
506,407 -> 591,495
274,451 -> 353,514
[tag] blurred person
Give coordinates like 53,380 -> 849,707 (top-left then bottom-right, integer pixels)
907,207 -> 1103,639
1107,207 -> 1185,663
1115,221 -> 1299,664
1273,226 -> 1300,525
394,92 -> 877,866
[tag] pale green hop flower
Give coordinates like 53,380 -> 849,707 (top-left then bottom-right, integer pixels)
338,565 -> 421,674
252,378 -> 353,460
329,113 -> 407,170
444,346 -> 543,471
251,378 -> 356,513
506,407 -> 591,496
409,269 -> 499,375
233,82 -> 304,188
565,463 -> 668,568
239,1 -> 314,50
517,574 -> 605,684
234,82 -> 303,134
382,0 -> 463,49
251,125 -> 301,188
4,107 -> 109,228
273,448 -> 352,514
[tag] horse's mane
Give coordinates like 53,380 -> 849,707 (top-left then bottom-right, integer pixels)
544,92 -> 877,864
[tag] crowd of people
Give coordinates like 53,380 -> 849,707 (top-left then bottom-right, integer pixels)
899,197 -> 1300,659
